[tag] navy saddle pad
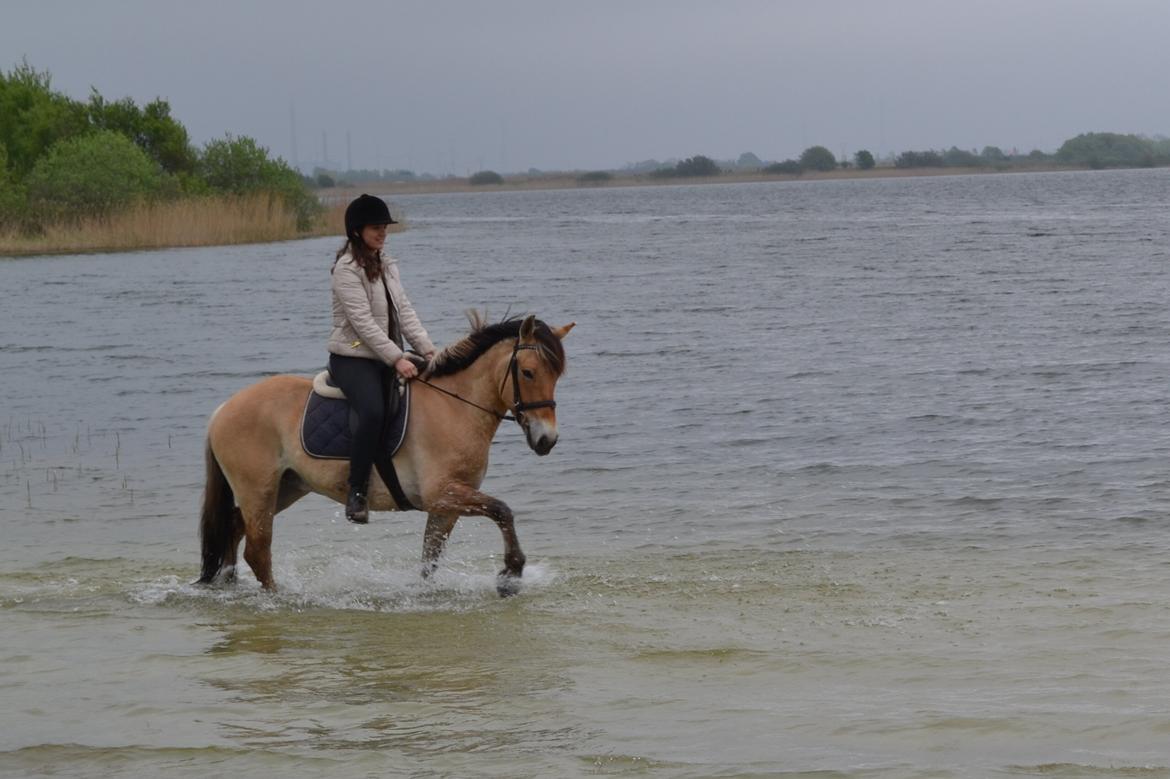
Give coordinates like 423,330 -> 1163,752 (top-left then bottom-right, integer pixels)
300,375 -> 410,460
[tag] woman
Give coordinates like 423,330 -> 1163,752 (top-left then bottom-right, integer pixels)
328,194 -> 436,523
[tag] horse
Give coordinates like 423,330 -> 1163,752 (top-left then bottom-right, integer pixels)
197,313 -> 574,597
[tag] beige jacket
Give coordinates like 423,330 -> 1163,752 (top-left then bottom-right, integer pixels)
328,253 -> 436,365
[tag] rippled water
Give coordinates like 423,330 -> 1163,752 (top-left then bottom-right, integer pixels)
3,169 -> 1170,777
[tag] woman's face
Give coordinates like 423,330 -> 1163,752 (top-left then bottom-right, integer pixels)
360,223 -> 388,251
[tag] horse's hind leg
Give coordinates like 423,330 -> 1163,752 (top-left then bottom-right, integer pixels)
218,508 -> 246,584
240,486 -> 279,591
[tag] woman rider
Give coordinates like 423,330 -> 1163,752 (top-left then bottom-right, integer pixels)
328,194 -> 436,523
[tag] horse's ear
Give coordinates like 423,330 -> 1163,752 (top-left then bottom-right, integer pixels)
519,314 -> 537,342
551,322 -> 576,340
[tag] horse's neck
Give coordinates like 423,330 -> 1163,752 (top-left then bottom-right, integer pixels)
428,343 -> 512,429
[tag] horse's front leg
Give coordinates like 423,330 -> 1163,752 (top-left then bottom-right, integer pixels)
428,482 -> 526,596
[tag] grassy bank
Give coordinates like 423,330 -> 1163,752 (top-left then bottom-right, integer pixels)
0,194 -> 345,257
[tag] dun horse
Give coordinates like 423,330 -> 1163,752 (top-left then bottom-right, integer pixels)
198,314 -> 573,596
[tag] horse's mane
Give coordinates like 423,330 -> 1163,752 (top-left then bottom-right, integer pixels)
426,312 -> 566,379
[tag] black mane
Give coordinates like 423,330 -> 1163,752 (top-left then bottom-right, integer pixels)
427,313 -> 566,378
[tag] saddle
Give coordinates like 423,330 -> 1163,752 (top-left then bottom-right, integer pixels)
299,370 -> 411,461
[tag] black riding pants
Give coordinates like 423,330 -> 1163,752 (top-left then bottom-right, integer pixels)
328,354 -> 396,492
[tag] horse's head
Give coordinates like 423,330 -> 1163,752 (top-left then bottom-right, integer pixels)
507,315 -> 574,455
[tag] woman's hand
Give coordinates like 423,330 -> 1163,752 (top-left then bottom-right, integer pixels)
395,357 -> 418,379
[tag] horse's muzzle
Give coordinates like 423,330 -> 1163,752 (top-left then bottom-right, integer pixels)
530,431 -> 557,456
534,434 -> 557,456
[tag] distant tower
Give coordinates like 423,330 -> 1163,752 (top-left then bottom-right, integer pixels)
289,103 -> 299,171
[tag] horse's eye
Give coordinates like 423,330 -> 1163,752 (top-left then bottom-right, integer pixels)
522,369 -> 535,380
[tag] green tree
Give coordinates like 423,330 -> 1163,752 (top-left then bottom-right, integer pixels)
762,160 -> 802,175
675,155 -> 721,176
980,146 -> 1008,165
943,146 -> 981,167
199,134 -> 318,228
469,170 -> 504,185
0,142 -> 28,228
736,151 -> 763,169
87,91 -> 197,176
26,130 -> 164,220
895,150 -> 944,168
1055,132 -> 1162,168
576,170 -> 612,184
854,150 -> 875,170
0,60 -> 89,179
799,145 -> 837,171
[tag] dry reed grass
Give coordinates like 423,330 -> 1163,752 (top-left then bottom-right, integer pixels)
0,193 -> 346,257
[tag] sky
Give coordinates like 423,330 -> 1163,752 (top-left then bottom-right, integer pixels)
4,0 -> 1170,175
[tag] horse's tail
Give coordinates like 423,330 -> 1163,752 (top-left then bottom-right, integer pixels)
198,439 -> 234,584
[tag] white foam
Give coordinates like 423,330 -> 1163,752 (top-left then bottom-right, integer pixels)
127,551 -> 558,613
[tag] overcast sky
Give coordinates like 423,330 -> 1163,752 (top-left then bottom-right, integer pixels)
5,0 -> 1169,174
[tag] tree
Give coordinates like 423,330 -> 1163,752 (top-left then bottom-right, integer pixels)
895,150 -> 944,168
675,155 -> 721,176
942,146 -> 981,167
199,134 -> 319,228
0,60 -> 89,178
469,170 -> 504,185
26,130 -> 164,220
576,170 -> 612,184
762,160 -> 802,175
854,150 -> 875,170
736,151 -> 763,169
799,145 -> 837,172
0,142 -> 28,228
88,92 -> 197,176
1055,132 -> 1162,168
980,146 -> 1008,165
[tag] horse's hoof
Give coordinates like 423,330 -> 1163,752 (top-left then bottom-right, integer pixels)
496,572 -> 522,598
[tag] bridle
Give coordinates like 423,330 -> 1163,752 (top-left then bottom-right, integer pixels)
412,338 -> 556,427
501,340 -> 557,425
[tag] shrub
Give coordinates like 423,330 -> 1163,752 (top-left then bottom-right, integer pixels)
199,134 -> 319,229
675,155 -> 720,176
0,142 -> 29,229
87,92 -> 197,177
854,150 -> 876,170
799,146 -> 837,172
0,61 -> 89,179
26,130 -> 165,221
895,150 -> 944,168
762,160 -> 802,175
576,170 -> 612,184
469,170 -> 504,185
1055,132 -> 1163,168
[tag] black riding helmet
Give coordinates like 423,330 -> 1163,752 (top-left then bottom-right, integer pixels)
344,194 -> 397,241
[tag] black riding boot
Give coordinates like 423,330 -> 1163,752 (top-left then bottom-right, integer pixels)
346,487 -> 369,524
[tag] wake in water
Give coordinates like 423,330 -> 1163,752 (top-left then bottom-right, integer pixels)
130,548 -> 560,613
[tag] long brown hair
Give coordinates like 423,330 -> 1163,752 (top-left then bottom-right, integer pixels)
333,236 -> 382,281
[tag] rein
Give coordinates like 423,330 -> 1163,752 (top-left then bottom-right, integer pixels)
412,338 -> 556,426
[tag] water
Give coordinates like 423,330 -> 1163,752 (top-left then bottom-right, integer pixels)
2,169 -> 1170,777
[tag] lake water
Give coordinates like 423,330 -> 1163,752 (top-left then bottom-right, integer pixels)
2,169 -> 1170,778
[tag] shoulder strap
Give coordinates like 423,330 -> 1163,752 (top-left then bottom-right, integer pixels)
380,272 -> 402,349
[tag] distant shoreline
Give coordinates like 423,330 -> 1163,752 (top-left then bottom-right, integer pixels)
0,163 -> 1138,258
327,163 -> 1097,200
